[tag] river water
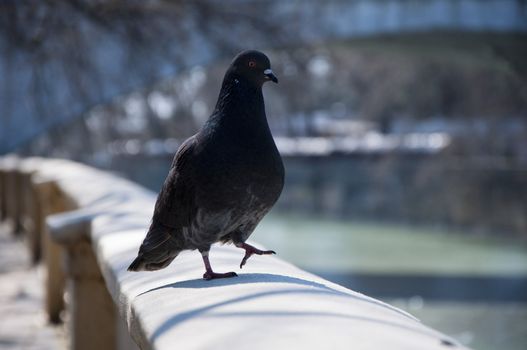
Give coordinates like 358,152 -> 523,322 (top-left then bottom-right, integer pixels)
252,213 -> 527,350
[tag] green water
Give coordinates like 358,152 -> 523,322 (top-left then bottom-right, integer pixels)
252,213 -> 527,350
253,213 -> 527,276
389,300 -> 527,350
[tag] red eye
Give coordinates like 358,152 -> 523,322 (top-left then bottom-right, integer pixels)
248,61 -> 256,68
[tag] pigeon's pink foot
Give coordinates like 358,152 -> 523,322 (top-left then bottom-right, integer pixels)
203,271 -> 238,280
200,250 -> 238,280
237,242 -> 276,269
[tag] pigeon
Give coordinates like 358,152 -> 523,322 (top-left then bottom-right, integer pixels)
128,50 -> 284,280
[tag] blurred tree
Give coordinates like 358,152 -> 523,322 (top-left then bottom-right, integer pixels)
0,0 -> 291,153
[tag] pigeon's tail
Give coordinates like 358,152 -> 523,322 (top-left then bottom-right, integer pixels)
127,254 -> 178,272
127,256 -> 147,272
127,224 -> 182,272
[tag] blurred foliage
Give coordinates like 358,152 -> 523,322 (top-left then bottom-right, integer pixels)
0,0 -> 291,152
24,38 -> 527,157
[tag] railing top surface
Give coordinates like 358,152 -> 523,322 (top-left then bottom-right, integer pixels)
2,157 -> 469,350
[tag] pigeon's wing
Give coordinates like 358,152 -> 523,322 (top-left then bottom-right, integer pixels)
152,135 -> 198,230
128,136 -> 198,271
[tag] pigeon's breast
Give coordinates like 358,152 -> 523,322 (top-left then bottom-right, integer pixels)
183,139 -> 283,247
196,133 -> 284,207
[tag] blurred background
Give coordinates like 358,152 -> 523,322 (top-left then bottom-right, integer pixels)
1,1 -> 526,349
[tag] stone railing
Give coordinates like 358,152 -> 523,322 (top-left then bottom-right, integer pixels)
0,156 -> 468,350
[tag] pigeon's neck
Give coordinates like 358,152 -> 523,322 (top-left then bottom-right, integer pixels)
208,74 -> 269,134
214,75 -> 264,116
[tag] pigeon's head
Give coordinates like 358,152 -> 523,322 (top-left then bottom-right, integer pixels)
228,50 -> 278,87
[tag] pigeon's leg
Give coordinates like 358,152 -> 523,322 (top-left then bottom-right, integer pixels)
235,242 -> 276,269
200,250 -> 238,280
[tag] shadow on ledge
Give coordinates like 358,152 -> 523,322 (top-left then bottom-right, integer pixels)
138,273 -> 338,294
131,272 -> 425,343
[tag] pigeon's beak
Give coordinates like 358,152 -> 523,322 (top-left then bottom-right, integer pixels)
264,69 -> 278,83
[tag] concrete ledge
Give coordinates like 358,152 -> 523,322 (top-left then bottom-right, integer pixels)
0,156 -> 470,350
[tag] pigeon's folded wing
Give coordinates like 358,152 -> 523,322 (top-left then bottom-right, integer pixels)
152,135 -> 197,230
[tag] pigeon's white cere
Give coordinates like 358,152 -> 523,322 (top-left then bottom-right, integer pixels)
264,69 -> 273,75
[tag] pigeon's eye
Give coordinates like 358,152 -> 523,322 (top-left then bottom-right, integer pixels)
248,61 -> 256,68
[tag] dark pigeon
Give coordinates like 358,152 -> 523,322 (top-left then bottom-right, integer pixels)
128,50 -> 284,280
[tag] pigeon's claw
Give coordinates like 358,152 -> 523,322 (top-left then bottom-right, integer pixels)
238,243 -> 276,269
203,271 -> 238,280
240,253 -> 250,269
201,250 -> 238,280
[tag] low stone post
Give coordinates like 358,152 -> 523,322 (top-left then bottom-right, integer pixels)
0,161 -> 5,221
34,178 -> 67,323
18,165 -> 40,263
3,156 -> 23,234
48,215 -> 118,350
